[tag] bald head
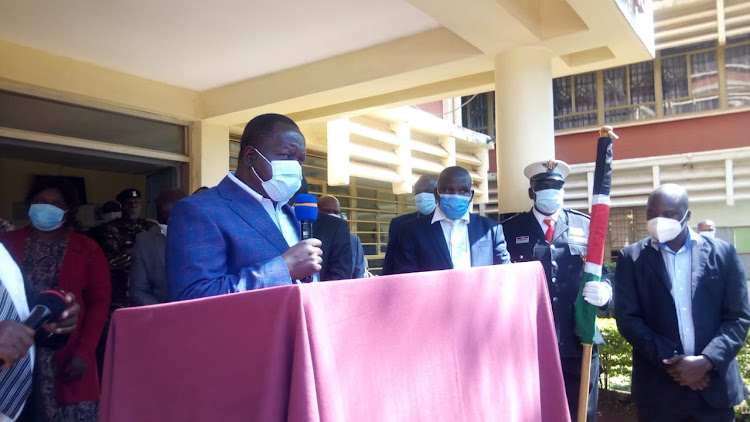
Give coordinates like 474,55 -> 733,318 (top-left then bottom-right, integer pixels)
318,195 -> 341,216
647,183 -> 690,222
698,219 -> 716,233
437,166 -> 473,197
414,175 -> 438,195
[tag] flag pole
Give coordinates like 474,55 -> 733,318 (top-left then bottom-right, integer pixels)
577,344 -> 593,422
575,126 -> 618,422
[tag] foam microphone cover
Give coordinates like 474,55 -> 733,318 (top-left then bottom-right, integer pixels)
294,194 -> 319,221
25,290 -> 67,330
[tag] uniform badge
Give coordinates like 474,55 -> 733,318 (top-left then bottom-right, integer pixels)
516,236 -> 529,244
569,226 -> 585,236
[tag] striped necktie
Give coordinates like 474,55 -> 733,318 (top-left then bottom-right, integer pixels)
0,281 -> 33,419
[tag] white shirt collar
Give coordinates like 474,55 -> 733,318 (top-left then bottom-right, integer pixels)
431,205 -> 471,225
650,227 -> 702,250
532,207 -> 561,226
227,171 -> 285,212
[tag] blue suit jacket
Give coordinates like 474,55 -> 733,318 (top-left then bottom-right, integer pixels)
166,176 -> 296,301
392,212 -> 510,274
615,234 -> 750,408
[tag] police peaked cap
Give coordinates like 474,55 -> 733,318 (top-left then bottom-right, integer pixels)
116,188 -> 142,203
523,160 -> 571,183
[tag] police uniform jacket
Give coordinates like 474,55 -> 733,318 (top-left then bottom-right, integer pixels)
501,208 -> 609,358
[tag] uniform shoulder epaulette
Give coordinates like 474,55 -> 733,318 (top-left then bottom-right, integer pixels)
566,209 -> 591,219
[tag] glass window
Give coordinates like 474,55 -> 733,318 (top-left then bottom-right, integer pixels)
604,105 -> 656,123
574,72 -> 597,112
690,50 -> 718,96
0,91 -> 187,154
604,67 -> 627,108
461,92 -> 492,135
726,44 -> 750,108
554,113 -> 598,130
629,61 -> 655,104
553,77 -> 573,116
661,55 -> 689,100
662,49 -> 719,116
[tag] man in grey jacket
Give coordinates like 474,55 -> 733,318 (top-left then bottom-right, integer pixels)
130,189 -> 187,306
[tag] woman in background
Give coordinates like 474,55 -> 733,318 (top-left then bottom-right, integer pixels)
0,177 -> 111,422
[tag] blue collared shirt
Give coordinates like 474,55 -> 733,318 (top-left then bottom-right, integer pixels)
651,228 -> 701,355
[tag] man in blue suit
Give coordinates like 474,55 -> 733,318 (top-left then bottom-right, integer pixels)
166,114 -> 323,301
381,175 -> 437,275
615,184 -> 750,421
392,166 -> 509,273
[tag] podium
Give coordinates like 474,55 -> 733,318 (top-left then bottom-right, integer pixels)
100,262 -> 570,421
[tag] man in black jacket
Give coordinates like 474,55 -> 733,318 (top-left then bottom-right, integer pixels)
381,175 -> 437,275
615,184 -> 750,421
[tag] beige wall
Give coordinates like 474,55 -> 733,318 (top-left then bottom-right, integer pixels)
0,157 -> 147,227
688,200 -> 750,230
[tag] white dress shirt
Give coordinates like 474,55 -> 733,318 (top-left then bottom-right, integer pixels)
227,172 -> 317,285
532,207 -> 561,235
0,243 -> 33,422
227,172 -> 300,248
432,206 -> 471,270
651,228 -> 700,355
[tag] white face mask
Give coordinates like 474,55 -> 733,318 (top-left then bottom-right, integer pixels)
252,150 -> 302,203
700,230 -> 715,238
647,211 -> 688,243
414,192 -> 436,215
534,188 -> 564,214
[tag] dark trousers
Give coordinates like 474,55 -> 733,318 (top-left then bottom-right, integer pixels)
636,390 -> 735,422
561,354 -> 600,422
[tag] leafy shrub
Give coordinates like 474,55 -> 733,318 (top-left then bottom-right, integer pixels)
597,317 -> 632,391
734,336 -> 750,418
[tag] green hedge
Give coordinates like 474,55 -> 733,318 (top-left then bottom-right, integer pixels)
597,318 -> 632,391
597,317 -> 750,418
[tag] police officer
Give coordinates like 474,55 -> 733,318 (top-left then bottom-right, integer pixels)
501,160 -> 611,422
93,188 -> 157,310
90,188 -> 156,379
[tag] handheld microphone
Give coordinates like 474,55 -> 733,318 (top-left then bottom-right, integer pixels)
293,194 -> 318,283
0,290 -> 67,367
294,194 -> 318,241
25,290 -> 68,331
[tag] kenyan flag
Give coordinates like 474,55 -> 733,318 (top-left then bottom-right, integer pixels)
573,133 -> 613,345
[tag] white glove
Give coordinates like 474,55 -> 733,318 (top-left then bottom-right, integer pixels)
582,281 -> 612,307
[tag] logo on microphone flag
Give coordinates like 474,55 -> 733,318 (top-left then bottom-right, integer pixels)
574,135 -> 613,345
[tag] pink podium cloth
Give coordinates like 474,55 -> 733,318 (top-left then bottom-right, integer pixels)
100,262 -> 569,421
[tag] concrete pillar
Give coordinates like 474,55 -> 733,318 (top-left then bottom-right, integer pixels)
494,47 -> 555,214
190,121 -> 229,191
327,118 -> 350,186
392,121 -> 412,194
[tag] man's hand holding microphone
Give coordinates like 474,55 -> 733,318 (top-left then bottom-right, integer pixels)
283,193 -> 323,281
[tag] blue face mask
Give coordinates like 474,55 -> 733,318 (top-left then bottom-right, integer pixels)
438,194 -> 471,219
534,188 -> 564,214
29,203 -> 66,231
414,192 -> 436,215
